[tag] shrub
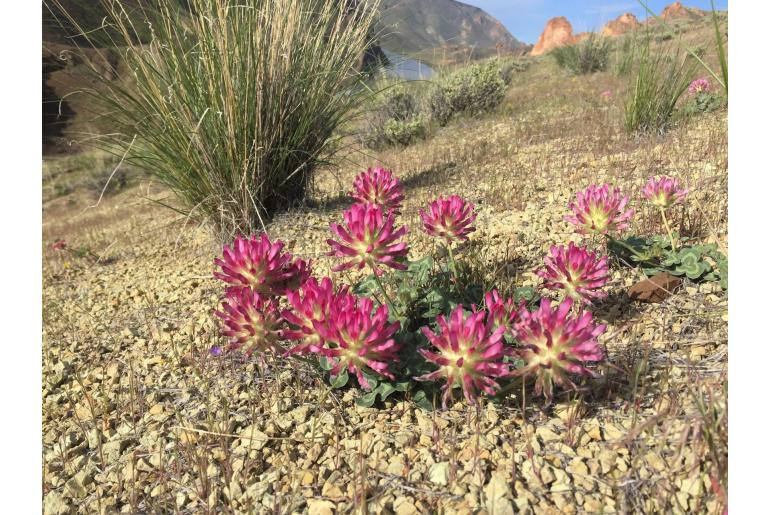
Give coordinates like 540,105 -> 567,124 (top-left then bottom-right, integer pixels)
382,90 -> 417,122
42,150 -> 133,201
552,34 -> 610,75
362,87 -> 427,149
50,0 -> 381,238
623,40 -> 698,134
428,87 -> 454,127
382,117 -> 427,146
429,61 -> 506,126
499,58 -> 529,85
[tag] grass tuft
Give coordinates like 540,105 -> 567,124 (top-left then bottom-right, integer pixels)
623,38 -> 697,134
552,34 -> 611,75
47,0 -> 382,238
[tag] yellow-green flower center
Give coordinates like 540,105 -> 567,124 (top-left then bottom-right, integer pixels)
587,205 -> 609,232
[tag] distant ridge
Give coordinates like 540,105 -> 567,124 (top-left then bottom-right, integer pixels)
377,0 -> 530,64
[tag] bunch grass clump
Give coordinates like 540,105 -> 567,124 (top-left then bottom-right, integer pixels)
552,34 -> 611,75
623,37 -> 698,134
613,34 -> 637,76
49,0 -> 381,238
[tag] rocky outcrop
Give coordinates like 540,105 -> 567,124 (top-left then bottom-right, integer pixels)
661,1 -> 703,20
531,17 -> 576,56
601,13 -> 641,37
530,17 -> 596,56
531,3 -> 706,57
662,1 -> 687,19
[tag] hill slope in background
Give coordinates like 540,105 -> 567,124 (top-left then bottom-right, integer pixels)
377,0 -> 529,63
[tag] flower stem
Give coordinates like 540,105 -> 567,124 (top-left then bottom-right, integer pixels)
605,235 -> 648,261
290,354 -> 321,370
370,266 -> 398,315
659,207 -> 677,251
447,244 -> 458,281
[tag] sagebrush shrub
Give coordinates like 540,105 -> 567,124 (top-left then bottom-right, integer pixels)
363,87 -> 427,149
552,34 -> 610,75
428,87 -> 454,127
382,117 -> 427,146
382,90 -> 417,122
499,58 -> 529,85
429,61 -> 506,126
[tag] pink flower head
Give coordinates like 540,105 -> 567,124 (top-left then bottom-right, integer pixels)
564,184 -> 634,235
417,305 -> 509,407
214,289 -> 283,357
513,298 -> 605,401
642,176 -> 688,209
327,203 -> 409,274
350,167 -> 405,213
282,277 -> 348,356
419,195 -> 477,244
599,89 -> 613,100
536,242 -> 610,304
52,239 -> 68,251
688,77 -> 712,94
214,234 -> 310,296
484,289 -> 520,337
314,295 -> 401,389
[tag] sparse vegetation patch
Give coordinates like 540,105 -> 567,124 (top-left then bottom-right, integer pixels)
552,34 -> 611,74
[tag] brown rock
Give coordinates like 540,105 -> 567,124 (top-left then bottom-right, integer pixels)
572,32 -> 591,44
661,1 -> 702,20
628,272 -> 682,303
601,13 -> 641,37
531,17 -> 576,56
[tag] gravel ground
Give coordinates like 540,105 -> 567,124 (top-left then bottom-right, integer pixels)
42,61 -> 727,514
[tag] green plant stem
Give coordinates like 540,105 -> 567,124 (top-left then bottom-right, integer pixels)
605,235 -> 649,261
290,354 -> 321,370
370,266 -> 398,315
659,207 -> 677,251
447,244 -> 458,282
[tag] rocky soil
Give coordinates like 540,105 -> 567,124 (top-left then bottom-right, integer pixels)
43,55 -> 727,514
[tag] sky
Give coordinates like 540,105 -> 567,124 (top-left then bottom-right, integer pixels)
463,1 -> 728,44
